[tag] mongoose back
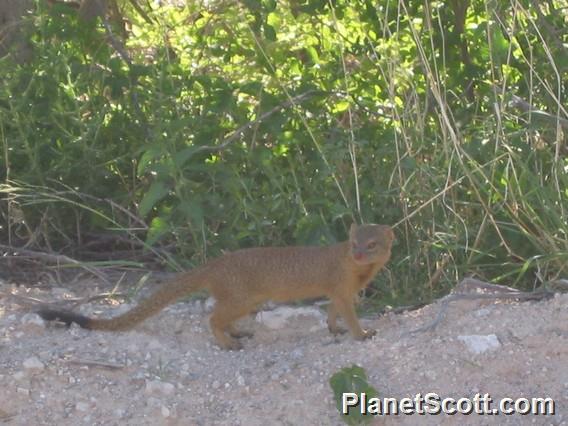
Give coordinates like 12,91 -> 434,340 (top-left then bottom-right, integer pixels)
37,223 -> 394,350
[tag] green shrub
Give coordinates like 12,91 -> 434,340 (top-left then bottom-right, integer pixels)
1,1 -> 566,304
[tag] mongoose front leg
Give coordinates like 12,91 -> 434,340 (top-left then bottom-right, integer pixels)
210,317 -> 243,350
331,296 -> 376,340
327,302 -> 347,335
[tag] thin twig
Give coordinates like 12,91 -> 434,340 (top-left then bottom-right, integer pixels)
127,0 -> 154,24
75,193 -> 148,230
424,253 -> 451,289
393,176 -> 466,227
509,93 -> 568,130
1,290 -> 129,309
66,358 -> 125,370
194,90 -> 321,154
0,291 -> 45,306
100,13 -> 132,66
69,292 -> 129,308
0,244 -> 110,285
405,298 -> 451,335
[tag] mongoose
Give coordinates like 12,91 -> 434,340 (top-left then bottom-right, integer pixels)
37,223 -> 394,350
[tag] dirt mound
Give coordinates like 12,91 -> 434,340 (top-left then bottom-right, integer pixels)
1,277 -> 566,425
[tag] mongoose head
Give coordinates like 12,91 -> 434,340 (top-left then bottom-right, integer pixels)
349,223 -> 394,265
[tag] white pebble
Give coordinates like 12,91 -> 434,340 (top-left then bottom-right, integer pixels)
75,401 -> 89,412
23,356 -> 44,370
145,380 -> 175,396
161,405 -> 170,418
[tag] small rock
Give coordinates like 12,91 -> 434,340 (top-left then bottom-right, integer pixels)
457,334 -> 501,354
23,356 -> 44,370
424,370 -> 437,381
145,380 -> 175,396
161,405 -> 170,418
474,308 -> 491,317
13,371 -> 25,381
20,313 -> 46,328
146,397 -> 161,408
113,408 -> 126,418
186,301 -> 205,315
69,325 -> 84,337
509,325 -> 533,340
147,339 -> 162,351
256,306 -> 324,330
204,297 -> 216,311
75,401 -> 89,412
16,387 -> 30,396
290,348 -> 304,360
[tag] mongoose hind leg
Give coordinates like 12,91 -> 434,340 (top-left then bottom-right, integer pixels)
210,302 -> 256,350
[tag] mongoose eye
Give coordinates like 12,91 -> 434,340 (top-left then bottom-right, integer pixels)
367,241 -> 377,249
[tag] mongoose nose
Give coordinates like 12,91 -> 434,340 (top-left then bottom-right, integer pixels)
353,252 -> 364,260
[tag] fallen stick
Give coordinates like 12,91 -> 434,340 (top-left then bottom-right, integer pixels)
66,358 -> 125,370
0,244 -> 110,285
405,278 -> 555,336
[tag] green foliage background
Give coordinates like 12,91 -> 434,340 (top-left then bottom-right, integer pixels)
1,0 -> 567,305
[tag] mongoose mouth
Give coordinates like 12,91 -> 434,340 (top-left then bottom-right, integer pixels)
352,252 -> 376,265
353,252 -> 365,261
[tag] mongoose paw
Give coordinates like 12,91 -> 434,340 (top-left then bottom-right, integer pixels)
223,339 -> 244,351
355,329 -> 376,341
328,325 -> 348,335
230,330 -> 254,339
362,329 -> 376,339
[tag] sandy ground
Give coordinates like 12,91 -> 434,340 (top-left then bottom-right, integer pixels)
0,274 -> 566,425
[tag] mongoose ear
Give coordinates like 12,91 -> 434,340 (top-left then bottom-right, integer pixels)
349,223 -> 357,239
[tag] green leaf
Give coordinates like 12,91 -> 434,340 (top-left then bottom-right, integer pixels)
239,81 -> 263,95
242,0 -> 262,12
139,181 -> 169,217
305,46 -> 319,64
174,146 -> 201,168
333,100 -> 351,113
263,0 -> 277,11
329,365 -> 378,425
179,199 -> 204,226
137,146 -> 163,176
145,216 -> 170,246
263,23 -> 277,41
293,214 -> 333,244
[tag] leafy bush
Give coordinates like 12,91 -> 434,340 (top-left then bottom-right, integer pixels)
1,0 -> 566,304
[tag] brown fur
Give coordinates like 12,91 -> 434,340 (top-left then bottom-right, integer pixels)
37,224 -> 394,350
